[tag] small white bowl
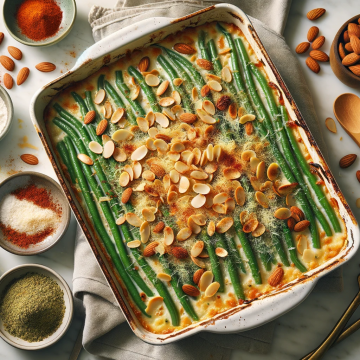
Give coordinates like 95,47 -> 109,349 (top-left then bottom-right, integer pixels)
0,264 -> 74,350
0,85 -> 13,142
0,171 -> 70,255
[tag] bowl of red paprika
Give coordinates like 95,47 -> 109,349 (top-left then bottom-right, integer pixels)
3,0 -> 76,47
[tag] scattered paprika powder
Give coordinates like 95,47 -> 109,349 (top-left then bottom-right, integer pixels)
16,0 -> 63,42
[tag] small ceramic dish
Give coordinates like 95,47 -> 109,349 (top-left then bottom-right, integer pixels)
0,264 -> 73,350
2,0 -> 76,47
330,14 -> 360,88
0,85 -> 13,142
0,171 -> 70,255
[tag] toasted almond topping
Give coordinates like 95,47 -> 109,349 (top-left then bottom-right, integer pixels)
243,218 -> 259,233
116,216 -> 126,225
274,207 -> 292,220
199,271 -> 213,291
206,74 -> 222,82
119,172 -> 130,187
213,145 -> 222,162
267,163 -> 279,181
197,109 -> 217,124
241,150 -> 256,161
127,240 -> 141,248
193,183 -> 210,195
136,117 -> 149,132
103,140 -> 115,159
212,192 -> 227,204
207,220 -> 216,236
190,170 -> 208,180
188,216 -> 201,234
223,167 -> 241,180
123,165 -> 134,181
215,247 -> 228,257
171,142 -> 185,152
240,114 -> 256,124
167,191 -> 178,204
205,282 -> 220,297
325,117 -> 337,133
156,80 -> 169,96
154,139 -> 168,153
111,108 -> 125,124
286,193 -> 296,206
84,110 -> 96,124
202,100 -> 215,115
162,174 -> 171,191
260,181 -> 272,191
192,214 -> 206,226
142,207 -> 156,222
240,210 -> 249,225
252,223 -> 266,237
256,161 -> 266,182
191,87 -> 199,102
221,65 -> 232,82
131,145 -> 148,161
103,101 -> 113,119
234,186 -> 245,206
191,255 -> 206,268
154,112 -> 169,128
225,198 -> 235,213
126,212 -> 142,227
296,234 -> 308,255
140,221 -> 150,243
176,227 -> 192,241
175,161 -> 190,174
278,182 -> 298,195
206,144 -> 214,162
77,153 -> 93,166
146,296 -> 163,315
148,127 -> 159,139
157,273 -> 172,282
208,80 -> 222,92
146,111 -> 155,126
179,176 -> 190,193
255,191 -> 269,208
228,103 -> 237,119
191,240 -> 205,257
303,249 -> 315,263
250,157 -> 261,172
191,194 -> 206,208
112,129 -> 133,142
172,91 -> 181,105
216,217 -> 233,233
146,138 -> 157,151
162,226 -> 174,246
94,89 -> 106,104
89,141 -> 103,154
113,147 -> 127,162
159,97 -> 175,107
173,78 -> 183,86
131,85 -> 141,100
212,203 -> 226,214
142,170 -> 155,182
145,73 -> 160,86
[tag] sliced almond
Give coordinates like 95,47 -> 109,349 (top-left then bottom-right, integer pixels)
169,169 -> 180,183
172,91 -> 181,105
250,157 -> 261,172
146,296 -> 163,315
252,223 -> 266,237
156,242 -> 165,255
130,85 -> 140,100
173,78 -> 183,86
208,80 -> 222,92
157,273 -> 171,282
136,117 -> 149,132
193,183 -> 210,194
89,141 -> 103,154
302,249 -> 315,263
274,208 -> 292,220
163,174 -> 171,191
191,194 -> 206,208
154,138 -> 168,153
193,214 -> 206,226
154,112 -> 169,128
243,218 -> 259,233
171,142 -> 185,153
235,186 -> 246,206
104,101 -> 113,119
325,117 -> 337,133
260,181 -> 273,192
157,80 -> 169,96
131,145 -> 148,161
119,172 -> 130,187
256,161 -> 266,182
206,74 -> 221,83
214,145 -> 222,161
142,170 -> 155,182
164,226 -> 175,246
159,97 -> 175,107
190,170 -> 208,180
267,163 -> 279,181
94,89 -> 106,104
207,220 -> 216,236
205,282 -> 220,297
212,203 -> 226,214
286,193 -> 296,207
146,138 -> 157,151
179,176 -> 190,193
127,240 -> 141,248
176,227 -> 192,241
199,271 -> 213,291
241,150 -> 256,161
111,108 -> 125,124
191,241 -> 204,257
223,167 -> 241,180
192,87 -> 199,102
113,148 -> 127,162
116,216 -> 126,225
103,140 -> 115,159
216,217 -> 233,233
225,198 -> 235,213
240,210 -> 249,225
278,183 -> 298,196
213,192 -> 228,204
197,109 -> 217,124
188,216 -> 201,234
215,247 -> 228,257
297,235 -> 308,255
167,191 -> 178,204
221,65 -> 232,82
240,114 -> 256,124
140,221 -> 151,243
206,144 -> 214,161
168,151 -> 180,161
112,129 -> 133,142
126,212 -> 142,227
204,163 -> 218,174
203,100 -> 215,115
145,74 -> 160,87
175,161 -> 190,174
163,108 -> 176,121
148,127 -> 159,139
193,148 -> 201,165
191,255 -> 206,268
255,191 -> 269,208
146,111 -> 155,126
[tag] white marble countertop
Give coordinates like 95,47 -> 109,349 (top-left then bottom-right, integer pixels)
0,0 -> 360,359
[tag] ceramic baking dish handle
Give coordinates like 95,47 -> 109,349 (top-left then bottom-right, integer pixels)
73,17 -> 174,71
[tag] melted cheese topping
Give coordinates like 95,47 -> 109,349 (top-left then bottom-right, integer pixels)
45,22 -> 347,335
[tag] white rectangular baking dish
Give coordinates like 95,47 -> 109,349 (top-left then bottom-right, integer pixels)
30,3 -> 359,345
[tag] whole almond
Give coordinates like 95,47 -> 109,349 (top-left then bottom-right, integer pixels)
291,206 -> 305,221
345,42 -> 353,52
182,284 -> 200,297
193,269 -> 205,284
8,46 -> 22,61
307,8 -> 326,21
268,267 -> 284,287
0,32 -> 4,45
307,26 -> 319,42
174,43 -> 196,55
3,73 -> 13,90
151,163 -> 165,178
349,64 -> 360,76
96,119 -> 108,135
306,57 -> 320,73
216,95 -> 231,111
196,58 -> 213,70
179,112 -> 197,124
143,242 -> 159,257
153,221 -> 165,233
84,110 -> 96,124
35,62 -> 56,72
295,42 -> 310,54
138,56 -> 150,72
121,188 -> 133,204
342,53 -> 360,66
0,55 -> 15,71
312,36 -> 325,50
228,103 -> 237,119
245,122 -> 254,135
348,23 -> 360,38
344,30 -> 350,43
294,220 -> 311,232
356,170 -> 360,183
339,43 -> 346,60
171,246 -> 188,259
309,50 -> 329,62
201,84 -> 210,98
20,154 -> 38,165
339,154 -> 357,168
287,217 -> 296,231
350,35 -> 360,55
17,67 -> 29,85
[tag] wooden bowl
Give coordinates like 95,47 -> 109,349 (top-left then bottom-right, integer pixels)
330,14 -> 360,88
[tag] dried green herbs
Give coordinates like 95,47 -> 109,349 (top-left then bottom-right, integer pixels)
0,272 -> 65,342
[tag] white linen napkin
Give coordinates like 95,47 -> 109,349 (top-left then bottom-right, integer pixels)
73,1 -> 343,359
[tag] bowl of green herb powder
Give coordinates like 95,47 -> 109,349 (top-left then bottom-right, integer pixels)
0,264 -> 73,350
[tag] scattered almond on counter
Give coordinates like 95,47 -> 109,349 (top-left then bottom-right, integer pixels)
0,55 -> 15,71
356,170 -> 360,183
17,67 -> 30,85
309,50 -> 329,62
0,32 -> 4,45
3,73 -> 13,90
20,154 -> 39,165
325,117 -> 337,133
7,46 -> 22,61
312,36 -> 325,50
307,26 -> 319,42
295,42 -> 310,54
307,8 -> 326,21
339,154 -> 357,168
35,62 -> 56,72
306,57 -> 320,73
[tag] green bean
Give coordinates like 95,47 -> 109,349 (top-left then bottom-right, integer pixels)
104,80 -> 137,125
84,90 -> 101,122
224,233 -> 246,273
61,134 -> 149,316
157,55 -> 193,113
56,140 -> 77,184
115,70 -> 146,118
233,35 -> 321,248
216,234 -> 245,300
233,219 -> 262,284
71,92 -> 88,118
98,74 -> 105,90
280,106 -> 341,233
128,66 -> 161,113
202,229 -> 225,292
282,224 -> 307,272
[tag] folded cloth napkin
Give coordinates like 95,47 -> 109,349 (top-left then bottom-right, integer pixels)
73,1 -> 343,359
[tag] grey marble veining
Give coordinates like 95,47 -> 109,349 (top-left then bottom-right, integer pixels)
0,0 -> 359,359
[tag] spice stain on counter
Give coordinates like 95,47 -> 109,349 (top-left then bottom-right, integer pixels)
18,136 -> 38,150
0,184 -> 62,248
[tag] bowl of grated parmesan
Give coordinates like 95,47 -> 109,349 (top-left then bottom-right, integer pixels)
0,85 -> 13,142
0,172 -> 70,255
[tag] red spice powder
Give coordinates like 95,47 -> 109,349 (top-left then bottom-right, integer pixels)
16,0 -> 63,42
0,224 -> 54,249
